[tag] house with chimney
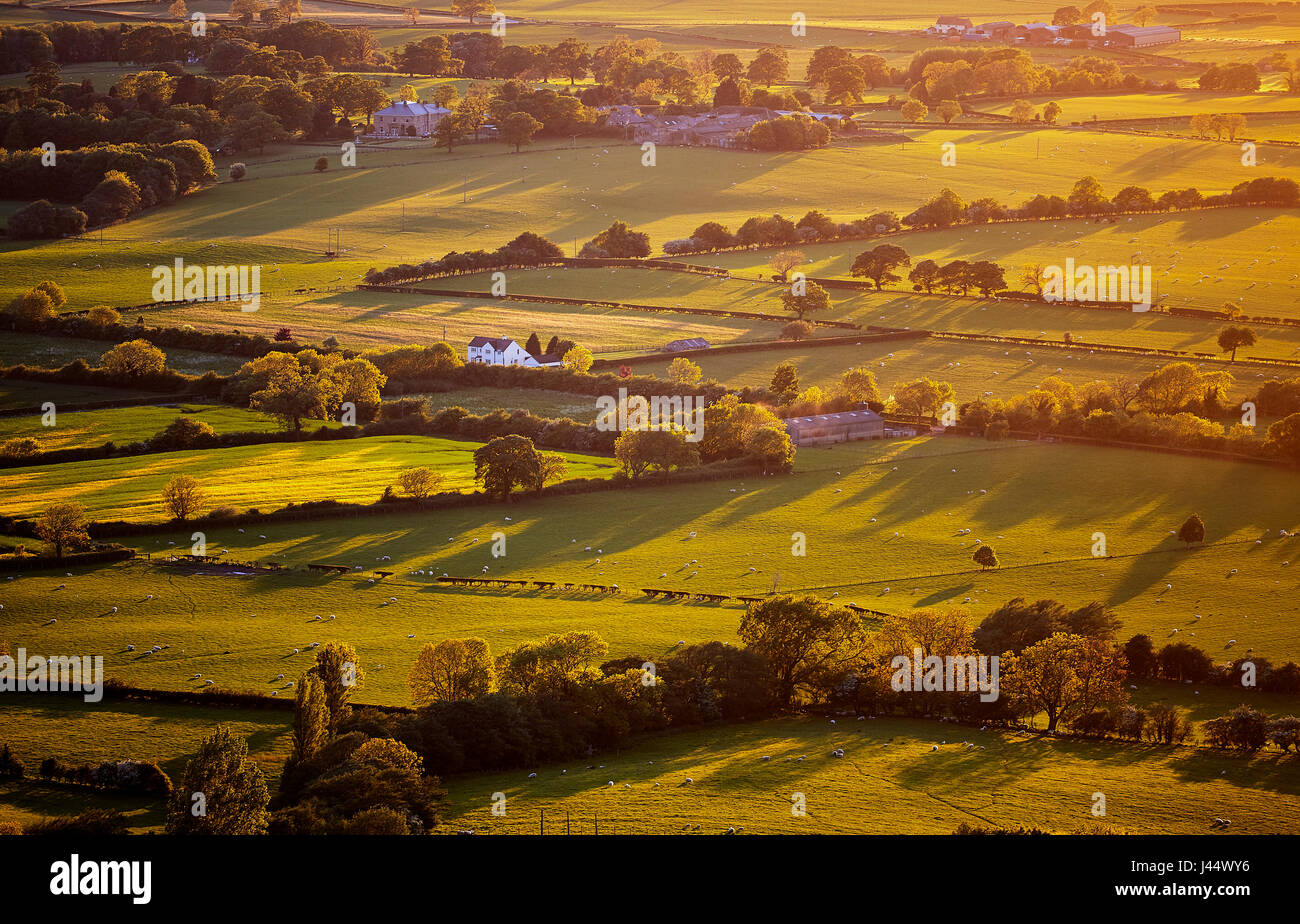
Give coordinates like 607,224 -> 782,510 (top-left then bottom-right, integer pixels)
467,336 -> 561,367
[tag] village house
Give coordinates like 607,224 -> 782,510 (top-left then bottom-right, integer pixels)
371,100 -> 451,138
927,15 -> 973,34
783,409 -> 885,446
467,337 -> 561,367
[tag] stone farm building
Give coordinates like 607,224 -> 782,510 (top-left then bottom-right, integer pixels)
783,409 -> 885,446
371,101 -> 451,137
663,338 -> 710,352
605,106 -> 777,148
1104,24 -> 1181,46
467,337 -> 561,367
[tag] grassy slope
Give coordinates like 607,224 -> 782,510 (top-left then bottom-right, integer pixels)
2,436 -> 1298,711
0,435 -> 618,520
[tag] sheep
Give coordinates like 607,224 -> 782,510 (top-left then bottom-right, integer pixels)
204,680 -> 214,686
528,772 -> 537,779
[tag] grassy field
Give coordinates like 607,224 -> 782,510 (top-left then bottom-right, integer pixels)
0,403 -> 334,452
0,434 -> 618,521
1,436 -> 1297,712
0,379 -> 162,411
983,92 -> 1300,122
116,286 -> 780,356
437,714 -> 1300,835
414,387 -> 599,421
0,332 -> 245,376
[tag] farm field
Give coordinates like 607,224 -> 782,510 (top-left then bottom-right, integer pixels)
0,403 -> 336,452
3,437 -> 1298,710
13,130 -> 1289,275
0,378 -> 161,411
0,332 -> 246,376
0,435 -> 619,521
438,715 -> 1300,835
413,387 -> 600,421
126,286 -> 777,355
982,92 -> 1300,122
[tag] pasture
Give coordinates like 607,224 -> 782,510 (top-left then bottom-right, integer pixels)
2,436 -> 1298,713
438,714 -> 1300,835
0,403 -> 335,452
0,434 -> 618,520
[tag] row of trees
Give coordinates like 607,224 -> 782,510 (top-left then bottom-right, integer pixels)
2,141 -> 215,238
657,176 -> 1299,259
958,364 -> 1300,462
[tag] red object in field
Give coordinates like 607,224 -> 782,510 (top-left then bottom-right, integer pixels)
619,365 -> 632,378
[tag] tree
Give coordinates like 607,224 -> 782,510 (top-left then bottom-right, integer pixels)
1002,634 -> 1127,733
290,674 -> 329,763
900,99 -> 928,122
101,339 -> 166,379
712,53 -> 744,80
1265,413 -> 1300,462
168,0 -> 188,18
6,289 -> 56,324
1068,175 -> 1108,216
473,434 -> 542,498
396,466 -> 443,500
249,366 -> 333,431
314,156 -> 328,172
1133,5 -> 1157,26
500,110 -> 542,152
782,320 -> 814,341
1009,98 -> 1035,123
229,0 -> 264,26
35,503 -> 89,559
892,377 -> 955,418
850,244 -> 911,290
973,545 -> 999,570
1123,634 -> 1159,680
409,638 -> 495,704
738,594 -> 871,707
838,367 -> 881,405
561,345 -> 593,373
1042,100 -> 1062,124
780,279 -> 831,320
550,38 -> 591,85
166,726 -> 270,834
451,0 -> 495,24
524,332 -> 542,356
434,111 -> 467,151
769,249 -> 804,280
496,631 -> 607,695
162,474 -> 205,521
1217,325 -> 1257,362
309,642 -> 363,734
586,220 -> 650,258
824,64 -> 867,105
769,361 -> 800,405
747,46 -> 788,87
667,357 -> 703,386
229,162 -> 247,182
614,428 -> 700,477
1175,513 -> 1206,547
908,259 -> 941,293
936,99 -> 962,124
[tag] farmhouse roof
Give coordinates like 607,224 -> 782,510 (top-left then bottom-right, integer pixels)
663,337 -> 710,352
1106,24 -> 1181,38
469,336 -> 516,351
784,410 -> 884,425
374,101 -> 452,117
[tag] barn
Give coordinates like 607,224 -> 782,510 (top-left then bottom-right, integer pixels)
1104,24 -> 1181,47
783,409 -> 885,446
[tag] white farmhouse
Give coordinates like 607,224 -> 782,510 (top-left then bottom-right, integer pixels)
467,336 -> 561,367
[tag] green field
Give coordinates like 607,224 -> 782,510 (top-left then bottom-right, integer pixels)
0,434 -> 618,521
2,436 -> 1297,715
0,403 -> 335,452
0,331 -> 246,376
439,714 -> 1300,835
0,379 -> 162,411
